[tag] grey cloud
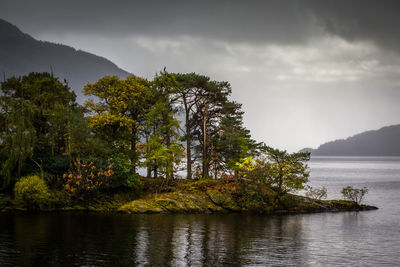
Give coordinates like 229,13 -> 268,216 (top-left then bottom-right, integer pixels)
2,0 -> 400,51
306,0 -> 400,53
2,0 -> 400,52
1,0 -> 400,151
0,0 -> 319,45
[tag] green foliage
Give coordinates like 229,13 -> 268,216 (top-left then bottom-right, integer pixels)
236,147 -> 310,202
108,153 -> 141,189
83,75 -> 153,166
14,175 -> 51,210
0,193 -> 13,209
341,186 -> 368,205
140,99 -> 184,179
0,71 -> 330,212
210,101 -> 260,177
0,99 -> 36,184
0,72 -> 78,188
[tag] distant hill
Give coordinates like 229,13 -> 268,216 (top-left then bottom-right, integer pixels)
300,125 -> 400,156
0,18 -> 131,101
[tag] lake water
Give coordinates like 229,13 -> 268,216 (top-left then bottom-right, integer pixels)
1,156 -> 400,266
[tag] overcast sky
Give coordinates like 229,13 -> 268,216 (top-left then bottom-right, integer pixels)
1,0 -> 400,152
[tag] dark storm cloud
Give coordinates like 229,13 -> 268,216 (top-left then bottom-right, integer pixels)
307,0 -> 400,53
0,0 -> 318,45
1,0 -> 400,151
2,0 -> 399,50
2,0 -> 400,50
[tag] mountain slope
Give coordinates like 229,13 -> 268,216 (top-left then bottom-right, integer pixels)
0,18 -> 131,101
300,125 -> 400,156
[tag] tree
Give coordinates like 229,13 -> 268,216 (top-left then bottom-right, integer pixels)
172,73 -> 208,179
140,100 -> 183,180
263,147 -> 310,202
236,147 -> 310,204
150,72 -> 255,180
341,186 -> 368,205
190,78 -> 231,178
0,99 -> 36,183
0,73 -> 77,188
83,75 -> 153,169
210,100 -> 259,178
305,185 -> 327,200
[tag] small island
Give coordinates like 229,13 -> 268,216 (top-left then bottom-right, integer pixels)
118,178 -> 377,214
2,177 -> 377,214
0,72 -> 377,214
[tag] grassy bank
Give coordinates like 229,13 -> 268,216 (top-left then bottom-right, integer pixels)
0,178 -> 377,214
118,179 -> 377,214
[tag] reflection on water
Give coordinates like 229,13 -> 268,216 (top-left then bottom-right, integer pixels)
2,211 -> 396,266
1,157 -> 400,265
135,226 -> 149,266
0,213 -> 309,266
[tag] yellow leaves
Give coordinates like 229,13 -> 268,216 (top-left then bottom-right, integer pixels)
87,112 -> 136,131
83,75 -> 152,136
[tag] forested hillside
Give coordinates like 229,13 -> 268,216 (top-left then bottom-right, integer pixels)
301,125 -> 400,156
0,18 -> 130,101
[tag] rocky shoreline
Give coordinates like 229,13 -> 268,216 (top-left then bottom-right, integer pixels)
117,180 -> 378,214
1,179 -> 378,214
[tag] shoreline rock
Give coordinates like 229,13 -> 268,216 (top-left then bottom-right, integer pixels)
1,179 -> 378,214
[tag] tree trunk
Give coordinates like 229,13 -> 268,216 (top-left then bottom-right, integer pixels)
183,98 -> 192,179
202,115 -> 209,178
145,133 -> 151,178
166,131 -> 172,180
131,128 -> 137,171
153,165 -> 158,179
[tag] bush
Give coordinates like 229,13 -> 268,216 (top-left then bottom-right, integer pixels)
108,154 -> 141,189
63,159 -> 113,198
341,186 -> 368,205
305,185 -> 327,200
14,175 -> 51,211
0,193 -> 13,209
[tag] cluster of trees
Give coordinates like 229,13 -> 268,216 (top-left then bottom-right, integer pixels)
0,71 -> 368,208
83,71 -> 261,181
0,71 -> 261,191
0,72 -> 85,189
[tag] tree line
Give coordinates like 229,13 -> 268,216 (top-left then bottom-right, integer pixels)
0,71 -> 264,191
1,71 -> 371,210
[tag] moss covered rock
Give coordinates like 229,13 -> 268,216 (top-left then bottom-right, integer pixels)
118,179 -> 377,214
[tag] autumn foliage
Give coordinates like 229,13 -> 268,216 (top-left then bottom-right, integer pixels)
63,159 -> 113,196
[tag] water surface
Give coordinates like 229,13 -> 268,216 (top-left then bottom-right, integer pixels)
1,156 -> 399,266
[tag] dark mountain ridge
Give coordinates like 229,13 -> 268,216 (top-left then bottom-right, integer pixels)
300,124 -> 400,156
0,18 -> 131,101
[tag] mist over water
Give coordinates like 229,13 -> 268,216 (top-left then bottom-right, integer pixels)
1,157 -> 399,266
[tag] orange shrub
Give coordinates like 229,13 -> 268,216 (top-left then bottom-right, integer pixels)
63,159 -> 114,196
